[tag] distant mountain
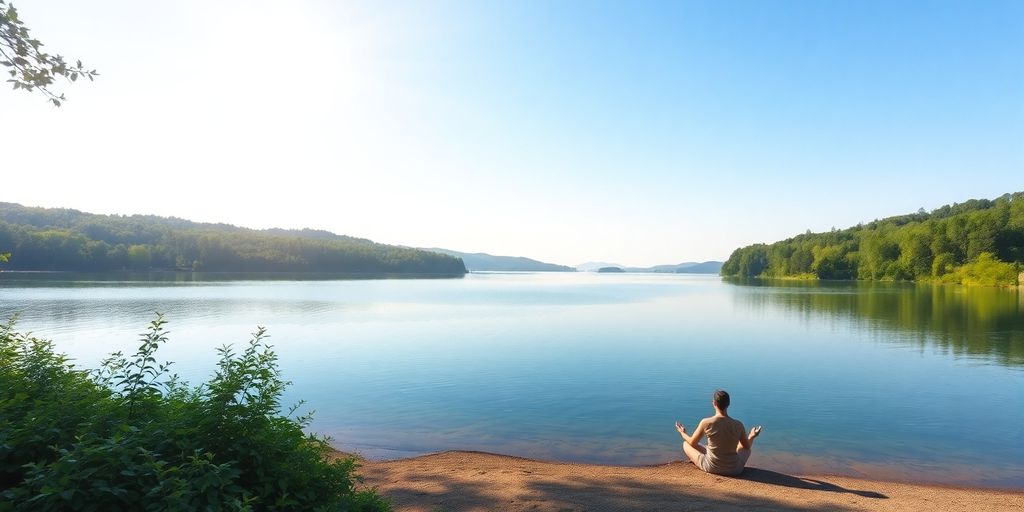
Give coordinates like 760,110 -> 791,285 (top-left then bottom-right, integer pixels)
584,261 -> 724,274
576,261 -> 624,272
625,262 -> 697,272
624,262 -> 698,272
673,261 -> 723,274
423,248 -> 574,272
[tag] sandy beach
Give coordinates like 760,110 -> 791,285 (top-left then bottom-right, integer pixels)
343,450 -> 1023,511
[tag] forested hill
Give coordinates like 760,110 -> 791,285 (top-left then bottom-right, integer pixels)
0,203 -> 466,275
721,192 -> 1024,286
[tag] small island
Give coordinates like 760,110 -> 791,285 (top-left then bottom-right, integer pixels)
596,266 -> 626,273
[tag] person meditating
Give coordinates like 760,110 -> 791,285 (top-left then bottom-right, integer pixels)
675,389 -> 762,476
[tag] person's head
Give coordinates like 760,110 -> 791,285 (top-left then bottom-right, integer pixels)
713,389 -> 730,411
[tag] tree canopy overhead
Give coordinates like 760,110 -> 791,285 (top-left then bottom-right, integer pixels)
0,202 -> 467,276
721,192 -> 1024,286
1,1 -> 96,106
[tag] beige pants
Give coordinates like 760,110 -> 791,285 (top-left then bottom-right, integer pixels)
697,449 -> 751,476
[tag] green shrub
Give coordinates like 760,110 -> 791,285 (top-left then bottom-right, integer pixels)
0,316 -> 390,512
943,252 -> 1020,286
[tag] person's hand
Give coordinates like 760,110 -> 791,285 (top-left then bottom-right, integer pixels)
750,426 -> 763,439
675,421 -> 686,434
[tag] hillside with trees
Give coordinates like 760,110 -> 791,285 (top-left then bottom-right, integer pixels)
0,203 -> 466,275
721,192 -> 1024,286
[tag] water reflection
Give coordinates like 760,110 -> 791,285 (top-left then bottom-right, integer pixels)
726,278 -> 1024,367
2,273 -> 1022,487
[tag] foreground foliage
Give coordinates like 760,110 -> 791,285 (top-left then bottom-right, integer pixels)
0,202 -> 465,275
0,316 -> 390,511
722,192 -> 1024,285
1,0 -> 97,106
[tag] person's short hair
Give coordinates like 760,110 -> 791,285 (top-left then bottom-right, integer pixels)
713,389 -> 730,410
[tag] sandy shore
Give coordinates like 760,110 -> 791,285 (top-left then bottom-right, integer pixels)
342,450 -> 1023,511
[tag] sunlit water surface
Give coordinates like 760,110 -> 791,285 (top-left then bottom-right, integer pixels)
1,272 -> 1022,488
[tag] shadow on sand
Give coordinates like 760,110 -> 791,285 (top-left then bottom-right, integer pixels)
742,467 -> 889,499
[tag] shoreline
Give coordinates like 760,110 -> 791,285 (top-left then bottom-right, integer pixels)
337,445 -> 1023,492
336,449 -> 1023,511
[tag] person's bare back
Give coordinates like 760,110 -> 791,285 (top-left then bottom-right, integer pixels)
675,390 -> 763,476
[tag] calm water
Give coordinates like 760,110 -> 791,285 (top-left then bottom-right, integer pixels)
1,272 -> 1022,488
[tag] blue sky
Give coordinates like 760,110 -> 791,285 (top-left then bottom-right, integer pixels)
1,1 -> 1021,266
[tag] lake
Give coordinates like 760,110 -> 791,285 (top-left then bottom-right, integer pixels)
1,272 -> 1022,488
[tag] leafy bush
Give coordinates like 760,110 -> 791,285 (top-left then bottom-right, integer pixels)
943,252 -> 1020,286
0,316 -> 390,512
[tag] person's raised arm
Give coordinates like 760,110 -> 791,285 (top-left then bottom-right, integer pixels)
738,425 -> 763,450
675,419 -> 707,448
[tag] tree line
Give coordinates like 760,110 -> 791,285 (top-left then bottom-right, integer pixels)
0,203 -> 466,275
721,192 -> 1024,285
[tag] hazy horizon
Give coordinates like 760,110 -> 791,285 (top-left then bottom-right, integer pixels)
2,1 -> 1021,267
